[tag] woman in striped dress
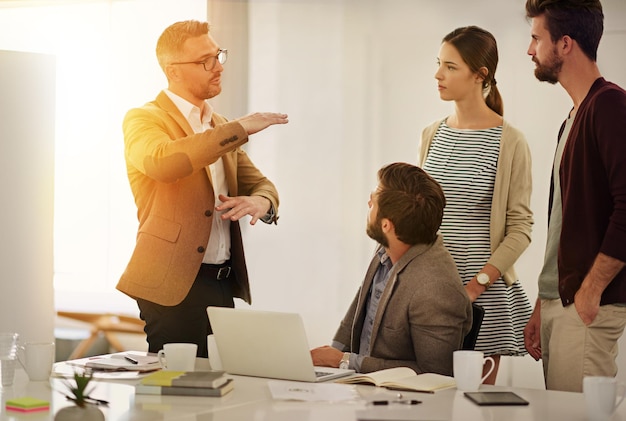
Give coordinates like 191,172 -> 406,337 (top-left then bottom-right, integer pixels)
418,26 -> 534,384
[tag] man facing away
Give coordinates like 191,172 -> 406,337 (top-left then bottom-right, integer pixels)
523,0 -> 626,392
312,163 -> 472,375
117,20 -> 288,357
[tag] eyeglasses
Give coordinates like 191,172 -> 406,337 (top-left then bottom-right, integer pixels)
170,49 -> 228,71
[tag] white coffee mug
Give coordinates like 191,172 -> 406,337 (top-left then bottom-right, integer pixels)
157,343 -> 197,371
18,342 -> 55,381
453,350 -> 495,392
583,376 -> 626,421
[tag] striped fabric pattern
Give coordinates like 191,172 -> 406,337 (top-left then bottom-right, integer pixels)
424,122 -> 532,356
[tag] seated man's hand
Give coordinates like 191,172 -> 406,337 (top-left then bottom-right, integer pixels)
216,194 -> 270,225
310,345 -> 343,368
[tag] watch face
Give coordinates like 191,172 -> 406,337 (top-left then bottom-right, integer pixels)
477,273 -> 490,286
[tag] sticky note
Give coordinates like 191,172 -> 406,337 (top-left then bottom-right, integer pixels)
5,396 -> 50,412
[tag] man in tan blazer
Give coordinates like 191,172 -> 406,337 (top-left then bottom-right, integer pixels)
117,20 -> 288,357
311,163 -> 471,375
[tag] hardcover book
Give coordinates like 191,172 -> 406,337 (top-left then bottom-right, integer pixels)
135,378 -> 234,397
139,370 -> 229,389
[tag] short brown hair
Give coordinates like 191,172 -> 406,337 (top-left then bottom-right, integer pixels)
525,0 -> 603,61
376,163 -> 446,245
156,20 -> 210,70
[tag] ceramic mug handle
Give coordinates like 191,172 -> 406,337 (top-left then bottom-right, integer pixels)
480,356 -> 495,383
157,349 -> 167,369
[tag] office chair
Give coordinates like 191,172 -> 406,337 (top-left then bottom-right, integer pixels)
57,311 -> 146,360
462,303 -> 485,350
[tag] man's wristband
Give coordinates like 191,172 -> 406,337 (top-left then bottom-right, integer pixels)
339,352 -> 350,369
260,202 -> 278,224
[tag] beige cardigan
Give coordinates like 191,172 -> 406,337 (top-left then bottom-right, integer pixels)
418,119 -> 533,286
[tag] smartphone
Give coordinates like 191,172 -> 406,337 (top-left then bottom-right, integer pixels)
463,391 -> 529,406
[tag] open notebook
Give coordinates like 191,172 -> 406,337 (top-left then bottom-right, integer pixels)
207,307 -> 354,382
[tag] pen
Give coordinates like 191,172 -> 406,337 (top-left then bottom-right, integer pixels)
371,399 -> 421,405
124,355 -> 139,364
65,395 -> 109,406
86,396 -> 110,406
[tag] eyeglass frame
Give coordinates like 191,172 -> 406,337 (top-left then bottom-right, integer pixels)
170,48 -> 228,71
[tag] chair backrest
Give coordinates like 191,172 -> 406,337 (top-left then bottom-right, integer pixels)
462,303 -> 485,350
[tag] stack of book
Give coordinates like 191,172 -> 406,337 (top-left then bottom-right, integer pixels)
135,370 -> 233,397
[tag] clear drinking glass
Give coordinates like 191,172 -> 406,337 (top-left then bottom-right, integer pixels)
0,332 -> 19,387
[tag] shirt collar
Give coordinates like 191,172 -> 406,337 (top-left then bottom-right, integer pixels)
376,247 -> 392,267
164,89 -> 214,123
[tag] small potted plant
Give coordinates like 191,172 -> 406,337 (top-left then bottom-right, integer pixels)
55,371 -> 105,421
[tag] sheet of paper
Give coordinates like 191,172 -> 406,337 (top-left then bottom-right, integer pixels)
65,352 -> 160,372
52,361 -> 148,380
268,380 -> 359,402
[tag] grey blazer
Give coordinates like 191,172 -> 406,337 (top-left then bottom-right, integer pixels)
333,236 -> 472,375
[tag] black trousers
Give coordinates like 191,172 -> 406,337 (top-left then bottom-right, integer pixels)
136,263 -> 235,358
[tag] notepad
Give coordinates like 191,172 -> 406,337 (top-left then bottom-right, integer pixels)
6,397 -> 50,413
336,367 -> 456,393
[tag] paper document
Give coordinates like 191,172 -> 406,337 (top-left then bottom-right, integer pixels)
65,352 -> 161,372
52,362 -> 148,380
268,380 -> 359,402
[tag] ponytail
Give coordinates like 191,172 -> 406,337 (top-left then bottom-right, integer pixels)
485,82 -> 503,116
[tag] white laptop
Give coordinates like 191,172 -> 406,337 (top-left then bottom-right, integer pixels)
207,307 -> 355,382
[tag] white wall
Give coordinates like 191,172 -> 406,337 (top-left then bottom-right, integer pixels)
211,0 -> 626,389
0,0 -> 208,314
0,50 -> 55,343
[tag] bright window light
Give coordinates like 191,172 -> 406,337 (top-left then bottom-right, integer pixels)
0,0 -> 207,315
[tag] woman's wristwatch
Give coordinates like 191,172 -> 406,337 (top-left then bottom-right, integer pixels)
476,272 -> 491,288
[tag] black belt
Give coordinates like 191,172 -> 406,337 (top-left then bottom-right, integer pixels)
199,263 -> 232,281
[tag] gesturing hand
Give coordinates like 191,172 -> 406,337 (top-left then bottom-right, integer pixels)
235,112 -> 288,135
216,194 -> 271,225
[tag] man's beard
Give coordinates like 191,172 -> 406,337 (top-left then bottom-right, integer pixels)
533,47 -> 563,84
366,218 -> 389,248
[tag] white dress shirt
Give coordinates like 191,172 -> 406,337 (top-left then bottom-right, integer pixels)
164,90 -> 230,264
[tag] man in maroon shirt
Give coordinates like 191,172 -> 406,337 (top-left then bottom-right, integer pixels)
523,0 -> 626,392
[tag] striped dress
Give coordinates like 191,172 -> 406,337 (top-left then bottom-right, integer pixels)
423,122 -> 532,356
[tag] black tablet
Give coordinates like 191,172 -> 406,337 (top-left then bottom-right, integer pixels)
463,392 -> 529,406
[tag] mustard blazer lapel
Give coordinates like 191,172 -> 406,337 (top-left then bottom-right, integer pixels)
155,91 -> 195,136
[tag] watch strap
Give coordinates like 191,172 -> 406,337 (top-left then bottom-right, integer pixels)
339,352 -> 350,369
